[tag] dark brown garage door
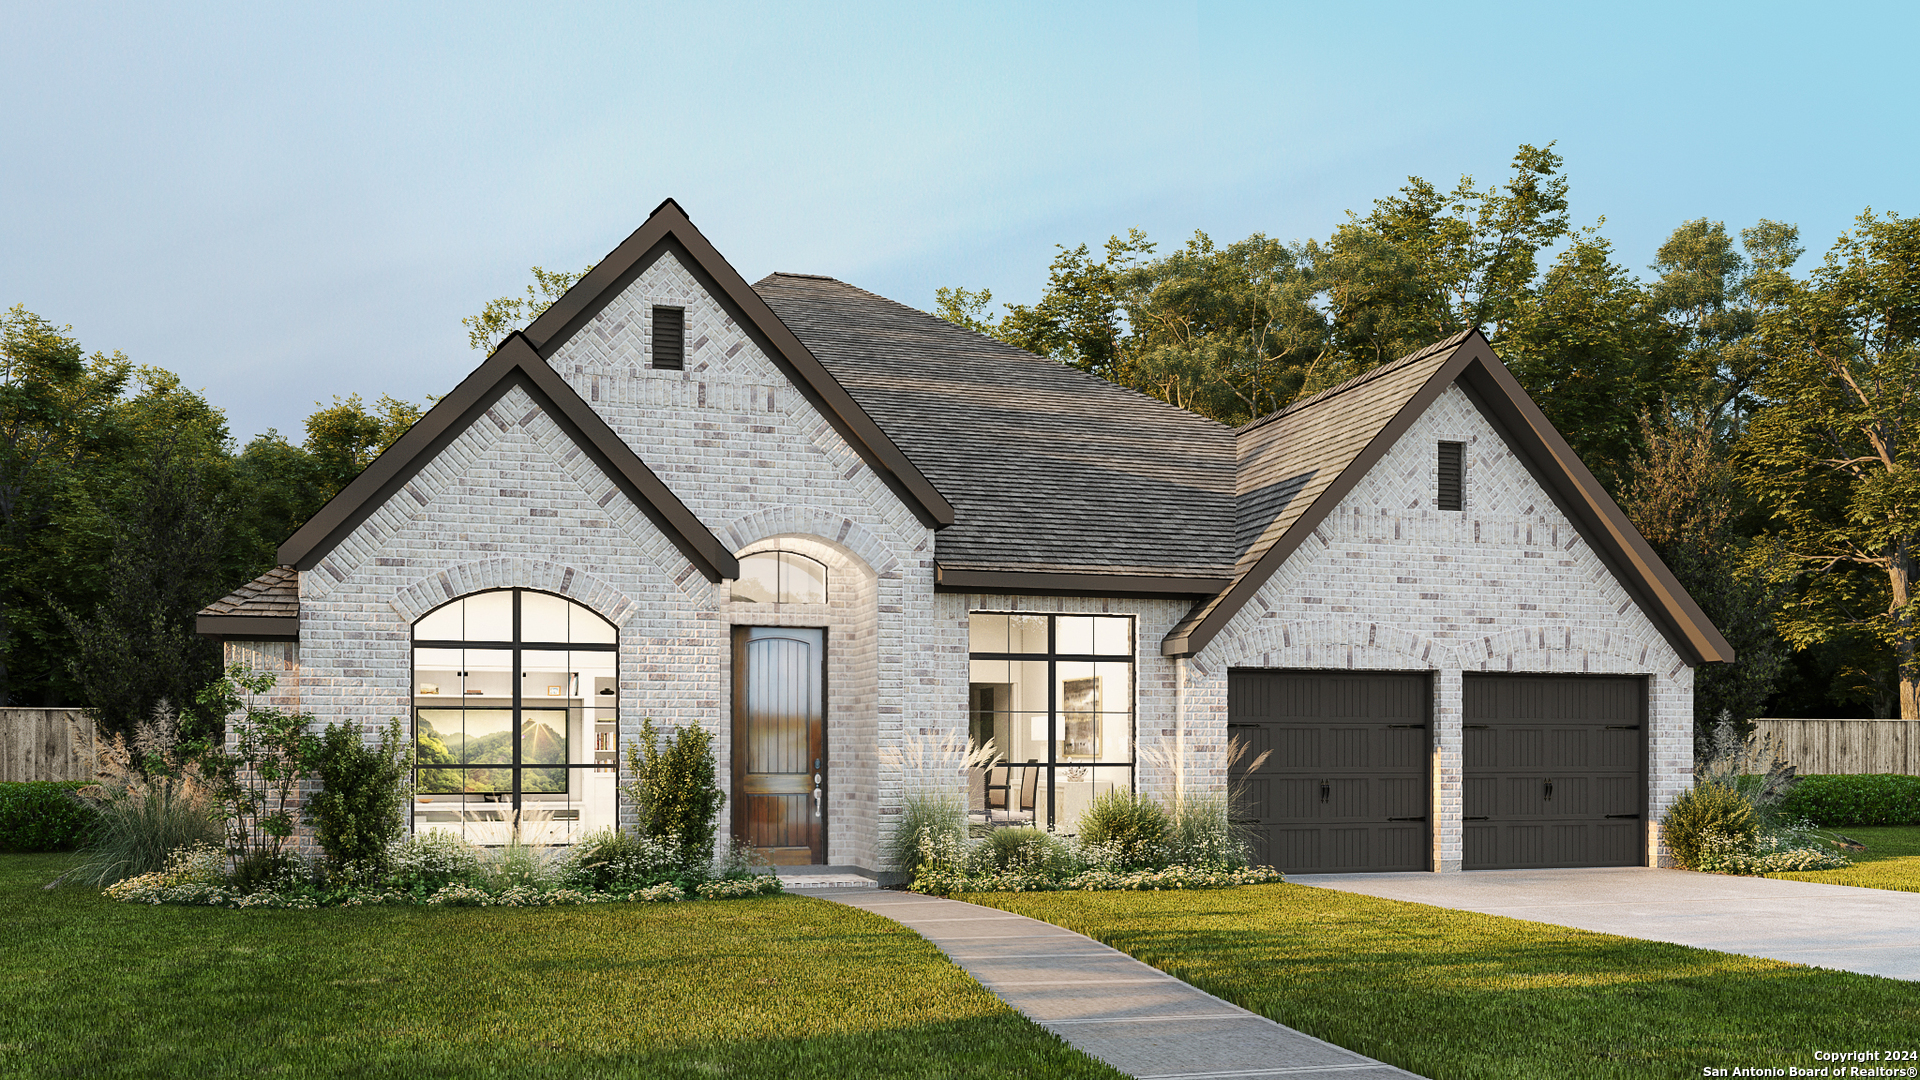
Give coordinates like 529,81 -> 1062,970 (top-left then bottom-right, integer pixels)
1462,674 -> 1645,870
1228,671 -> 1429,873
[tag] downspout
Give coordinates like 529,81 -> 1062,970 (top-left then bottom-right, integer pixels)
1174,655 -> 1187,803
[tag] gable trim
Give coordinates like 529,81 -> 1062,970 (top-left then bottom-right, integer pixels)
524,199 -> 956,530
276,333 -> 739,583
1162,331 -> 1734,666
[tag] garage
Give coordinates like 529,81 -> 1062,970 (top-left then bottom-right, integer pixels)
1462,674 -> 1645,869
1228,670 -> 1429,873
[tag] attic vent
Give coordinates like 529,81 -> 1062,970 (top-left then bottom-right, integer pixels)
651,306 -> 685,370
1438,441 -> 1464,511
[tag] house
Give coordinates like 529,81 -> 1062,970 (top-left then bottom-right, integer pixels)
196,198 -> 1731,875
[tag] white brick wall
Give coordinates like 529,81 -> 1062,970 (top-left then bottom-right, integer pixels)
1189,384 -> 1692,869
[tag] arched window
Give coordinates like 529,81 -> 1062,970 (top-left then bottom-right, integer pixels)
412,589 -> 617,845
730,549 -> 829,604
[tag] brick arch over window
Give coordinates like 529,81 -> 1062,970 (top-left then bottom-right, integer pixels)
389,557 -> 639,628
721,506 -> 901,580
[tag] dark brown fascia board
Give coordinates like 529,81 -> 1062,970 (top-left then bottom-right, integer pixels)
1160,336 -> 1486,658
195,615 -> 300,641
277,333 -> 739,583
1160,331 -> 1736,666
937,566 -> 1232,599
1452,355 -> 1733,665
522,200 -> 957,530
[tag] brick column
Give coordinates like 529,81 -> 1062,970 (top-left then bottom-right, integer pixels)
1432,667 -> 1462,872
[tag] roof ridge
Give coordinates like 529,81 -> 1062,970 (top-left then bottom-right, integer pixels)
1237,329 -> 1475,437
753,274 -> 1232,432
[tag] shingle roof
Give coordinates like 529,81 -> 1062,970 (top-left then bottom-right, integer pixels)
753,274 -> 1238,584
199,566 -> 298,618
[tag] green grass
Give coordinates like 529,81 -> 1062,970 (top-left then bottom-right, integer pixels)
0,854 -> 1119,1079
1764,824 -> 1920,892
969,883 -> 1920,1080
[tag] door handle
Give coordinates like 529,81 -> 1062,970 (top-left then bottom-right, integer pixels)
1544,778 -> 1554,802
813,772 -> 823,819
1320,780 -> 1331,804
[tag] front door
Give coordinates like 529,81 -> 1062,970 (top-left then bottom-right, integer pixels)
732,626 -> 826,866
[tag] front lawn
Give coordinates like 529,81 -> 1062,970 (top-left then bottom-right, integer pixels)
970,883 -> 1920,1080
1764,824 -> 1920,893
0,854 -> 1119,1079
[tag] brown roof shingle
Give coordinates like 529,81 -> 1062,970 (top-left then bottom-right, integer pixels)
198,566 -> 298,618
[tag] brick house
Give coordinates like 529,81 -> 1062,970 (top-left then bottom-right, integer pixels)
197,199 -> 1730,874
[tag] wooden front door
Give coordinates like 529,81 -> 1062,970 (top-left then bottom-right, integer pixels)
733,626 -> 826,866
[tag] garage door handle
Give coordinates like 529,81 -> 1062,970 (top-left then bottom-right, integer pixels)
1320,780 -> 1331,803
1544,779 -> 1554,802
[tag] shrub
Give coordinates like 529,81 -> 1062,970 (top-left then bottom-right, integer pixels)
1696,712 -> 1799,825
1166,792 -> 1249,871
984,827 -> 1078,877
305,719 -> 411,878
1692,819 -> 1851,874
103,841 -> 231,903
558,828 -> 680,891
884,791 -> 966,876
623,718 -> 726,872
385,829 -> 482,893
1775,774 -> 1920,827
1661,783 -> 1759,869
0,782 -> 98,852
1076,789 -> 1171,870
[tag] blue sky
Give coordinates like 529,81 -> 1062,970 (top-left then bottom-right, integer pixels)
2,1 -> 1912,445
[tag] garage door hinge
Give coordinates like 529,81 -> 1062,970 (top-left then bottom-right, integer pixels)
1604,813 -> 1641,819
1604,725 -> 1642,730
1463,724 -> 1490,729
1387,723 -> 1427,729
1387,816 -> 1427,822
1464,816 -> 1490,821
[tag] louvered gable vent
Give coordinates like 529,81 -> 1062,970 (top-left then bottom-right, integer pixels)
1438,441 -> 1463,511
651,306 -> 685,370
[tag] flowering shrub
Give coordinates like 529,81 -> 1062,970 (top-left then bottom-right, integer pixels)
99,828 -> 782,909
907,824 -> 1282,896
1690,819 -> 1853,875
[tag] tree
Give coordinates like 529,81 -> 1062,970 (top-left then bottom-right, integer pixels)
1648,218 -> 1801,438
932,286 -> 1001,337
1743,210 -> 1920,719
1622,409 -> 1789,736
463,265 -> 594,353
1317,143 -> 1572,366
1499,230 -> 1679,492
992,231 -> 1156,382
1117,231 -> 1328,424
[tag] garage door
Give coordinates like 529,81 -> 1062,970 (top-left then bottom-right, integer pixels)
1462,674 -> 1645,869
1228,671 -> 1429,873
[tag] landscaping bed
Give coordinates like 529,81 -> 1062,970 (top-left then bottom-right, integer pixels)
1763,824 -> 1920,893
968,883 -> 1920,1080
0,853 -> 1120,1079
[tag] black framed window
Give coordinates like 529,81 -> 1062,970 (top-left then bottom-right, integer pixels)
967,613 -> 1134,831
729,549 -> 829,604
411,588 -> 618,845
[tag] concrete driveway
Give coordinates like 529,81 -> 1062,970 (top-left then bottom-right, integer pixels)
1289,867 -> 1920,981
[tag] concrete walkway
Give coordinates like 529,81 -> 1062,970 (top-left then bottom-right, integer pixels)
804,887 -> 1422,1080
1292,866 -> 1920,981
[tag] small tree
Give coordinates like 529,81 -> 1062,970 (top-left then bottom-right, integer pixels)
622,718 -> 725,873
305,719 -> 411,879
196,666 -> 317,879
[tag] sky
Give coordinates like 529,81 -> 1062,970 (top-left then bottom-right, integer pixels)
2,1 -> 1914,446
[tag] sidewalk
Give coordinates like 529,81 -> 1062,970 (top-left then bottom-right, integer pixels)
801,887 -> 1422,1080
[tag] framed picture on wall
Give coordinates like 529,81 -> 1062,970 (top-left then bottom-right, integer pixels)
1062,677 -> 1099,758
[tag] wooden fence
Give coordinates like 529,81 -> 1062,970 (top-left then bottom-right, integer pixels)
1753,718 -> 1920,776
0,708 -> 99,783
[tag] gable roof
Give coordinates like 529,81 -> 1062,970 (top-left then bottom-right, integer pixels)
276,331 -> 739,582
754,273 -> 1237,596
1161,329 -> 1736,666
523,199 -> 954,530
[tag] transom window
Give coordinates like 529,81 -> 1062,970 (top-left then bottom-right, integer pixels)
730,549 -> 829,604
412,589 -> 617,845
967,613 -> 1134,831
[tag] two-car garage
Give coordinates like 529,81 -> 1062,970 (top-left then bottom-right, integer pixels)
1229,670 -> 1647,873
